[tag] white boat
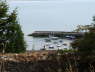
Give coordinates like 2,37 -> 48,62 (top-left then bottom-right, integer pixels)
65,35 -> 75,39
57,44 -> 61,47
49,45 -> 54,49
51,37 -> 59,40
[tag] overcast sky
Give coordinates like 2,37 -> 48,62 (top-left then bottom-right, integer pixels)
8,0 -> 95,35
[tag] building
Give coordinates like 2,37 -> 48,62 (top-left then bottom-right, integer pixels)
28,31 -> 83,50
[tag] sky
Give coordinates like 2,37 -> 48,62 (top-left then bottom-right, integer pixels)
7,0 -> 95,50
8,0 -> 95,35
9,0 -> 95,35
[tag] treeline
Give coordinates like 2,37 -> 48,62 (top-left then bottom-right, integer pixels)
0,1 -> 26,53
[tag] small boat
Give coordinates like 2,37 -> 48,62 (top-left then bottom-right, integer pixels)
49,45 -> 54,49
45,43 -> 51,47
63,43 -> 67,46
57,44 -> 61,47
51,37 -> 59,40
53,42 -> 58,44
59,40 -> 63,43
65,35 -> 75,40
40,48 -> 46,50
45,38 -> 51,42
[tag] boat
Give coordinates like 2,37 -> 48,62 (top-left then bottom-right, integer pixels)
53,41 -> 58,44
57,44 -> 61,47
63,43 -> 67,46
65,35 -> 75,40
59,40 -> 63,43
51,37 -> 59,40
49,45 -> 54,49
44,38 -> 51,42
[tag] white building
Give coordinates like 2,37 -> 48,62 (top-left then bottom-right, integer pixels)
28,31 -> 83,50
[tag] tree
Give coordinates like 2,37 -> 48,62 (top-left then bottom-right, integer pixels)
74,25 -> 91,32
72,17 -> 95,58
0,1 -> 26,53
71,17 -> 95,71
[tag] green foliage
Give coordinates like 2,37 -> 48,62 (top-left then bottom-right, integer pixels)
57,49 -> 77,54
0,2 -> 8,18
0,1 -> 26,53
72,32 -> 95,56
72,16 -> 95,57
63,49 -> 77,53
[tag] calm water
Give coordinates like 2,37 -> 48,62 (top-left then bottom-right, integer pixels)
26,37 -> 73,50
